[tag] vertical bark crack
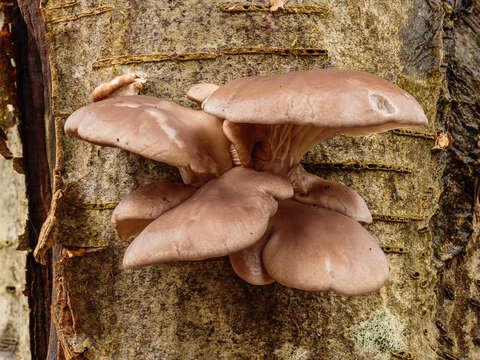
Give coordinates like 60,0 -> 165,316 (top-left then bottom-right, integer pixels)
13,0 -> 53,358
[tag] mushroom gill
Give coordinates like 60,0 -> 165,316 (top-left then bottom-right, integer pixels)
223,121 -> 337,175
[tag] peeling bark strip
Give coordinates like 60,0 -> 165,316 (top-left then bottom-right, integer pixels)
35,187 -> 115,262
34,116 -> 65,264
219,3 -> 329,15
44,6 -> 114,24
93,52 -> 218,67
51,255 -> 87,360
15,0 -> 53,358
301,161 -> 412,174
92,47 -> 328,68
392,128 -> 436,139
34,189 -> 62,264
222,47 -> 328,57
61,246 -> 106,259
372,214 -> 426,223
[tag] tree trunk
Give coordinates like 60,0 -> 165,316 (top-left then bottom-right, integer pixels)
1,0 -> 478,359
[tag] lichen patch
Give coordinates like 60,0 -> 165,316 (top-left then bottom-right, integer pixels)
348,309 -> 405,360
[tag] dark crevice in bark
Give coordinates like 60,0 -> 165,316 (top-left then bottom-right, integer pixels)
431,1 -> 479,263
432,1 -> 480,357
13,0 -> 53,358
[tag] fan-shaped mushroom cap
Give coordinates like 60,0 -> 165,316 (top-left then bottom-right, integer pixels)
289,165 -> 372,223
204,69 -> 427,129
111,182 -> 196,241
64,96 -> 232,184
123,167 -> 293,269
263,200 -> 389,295
203,70 -> 428,174
229,233 -> 274,285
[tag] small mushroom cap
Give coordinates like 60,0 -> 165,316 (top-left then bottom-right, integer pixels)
91,74 -> 146,102
203,69 -> 428,131
229,233 -> 274,285
123,167 -> 293,269
111,182 -> 196,241
263,200 -> 389,295
186,83 -> 220,106
65,96 -> 232,179
289,165 -> 372,223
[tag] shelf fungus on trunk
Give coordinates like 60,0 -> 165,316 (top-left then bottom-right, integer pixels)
65,95 -> 232,186
262,200 -> 389,295
111,182 -> 197,241
122,167 -> 293,268
200,69 -> 428,175
61,70 -> 428,296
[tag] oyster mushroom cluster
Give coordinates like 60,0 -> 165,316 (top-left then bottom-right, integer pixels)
65,70 -> 428,296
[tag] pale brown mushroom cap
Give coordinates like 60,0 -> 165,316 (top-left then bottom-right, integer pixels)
203,69 -> 428,130
203,70 -> 428,174
91,74 -> 146,102
111,182 -> 196,241
229,233 -> 274,285
65,96 -> 232,181
186,83 -> 220,106
123,167 -> 293,269
289,164 -> 372,223
263,200 -> 389,295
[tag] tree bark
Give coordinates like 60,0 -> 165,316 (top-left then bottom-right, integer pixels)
1,1 -> 51,359
431,1 -> 480,358
1,0 -> 478,359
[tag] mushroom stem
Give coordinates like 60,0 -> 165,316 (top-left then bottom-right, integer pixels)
223,121 -> 337,176
252,124 -> 336,175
